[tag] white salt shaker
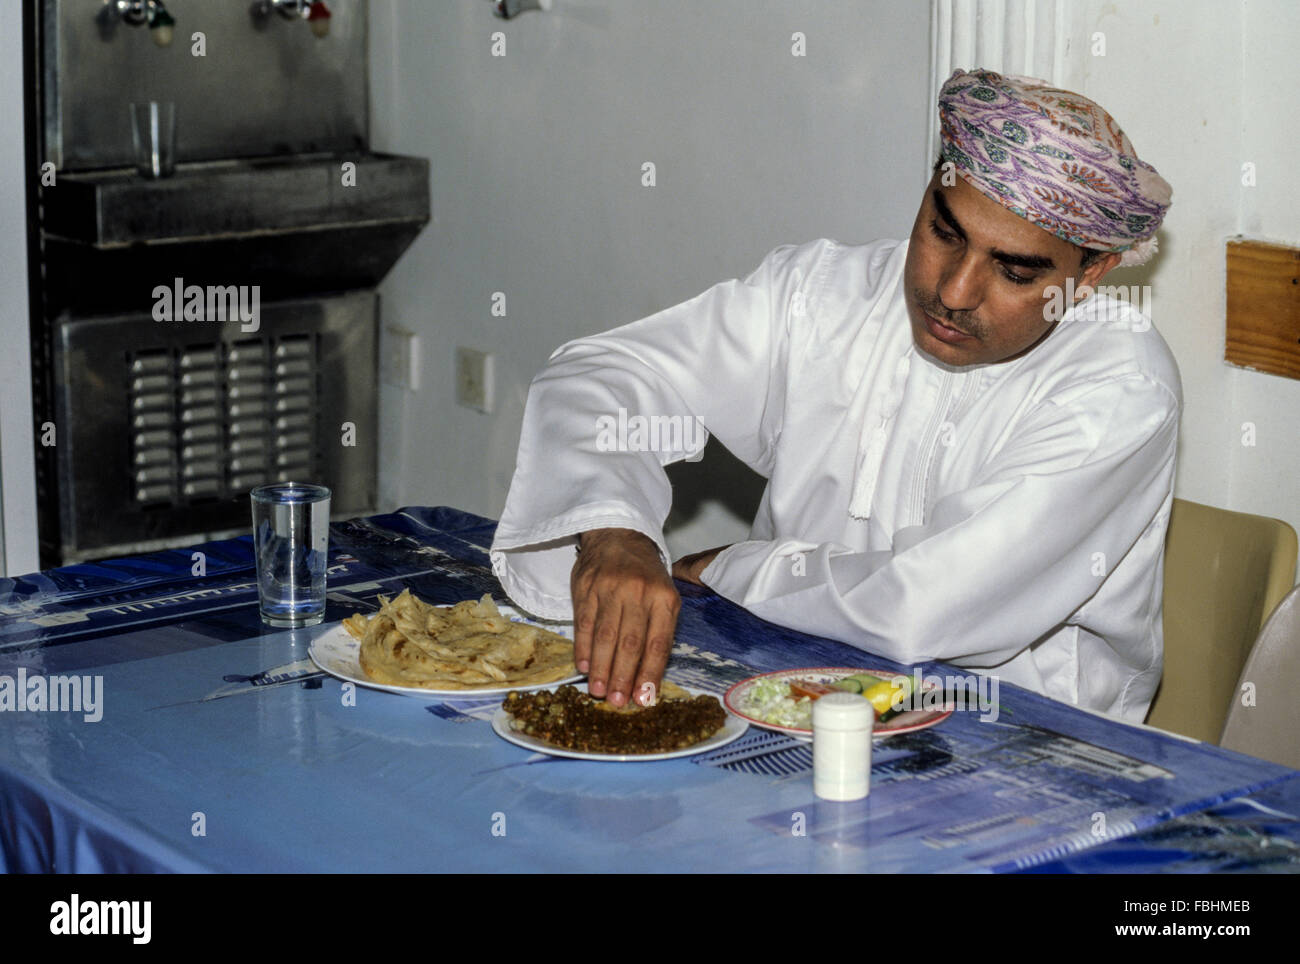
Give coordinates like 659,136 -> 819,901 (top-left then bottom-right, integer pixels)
812,691 -> 874,801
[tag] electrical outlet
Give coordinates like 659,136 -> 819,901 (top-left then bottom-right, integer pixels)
381,326 -> 419,390
455,347 -> 494,413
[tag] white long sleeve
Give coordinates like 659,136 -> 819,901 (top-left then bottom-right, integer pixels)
491,240 -> 849,617
491,238 -> 1181,720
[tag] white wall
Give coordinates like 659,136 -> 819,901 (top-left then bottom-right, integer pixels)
368,0 -> 931,555
369,0 -> 1300,562
1073,0 -> 1300,548
1231,1 -> 1300,534
0,12 -> 36,577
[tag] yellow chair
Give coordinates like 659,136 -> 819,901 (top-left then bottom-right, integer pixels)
1145,498 -> 1298,743
1220,585 -> 1300,767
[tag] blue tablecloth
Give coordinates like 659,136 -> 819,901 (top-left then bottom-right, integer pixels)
1,506 -> 1297,873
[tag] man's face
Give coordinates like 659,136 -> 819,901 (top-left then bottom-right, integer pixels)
903,173 -> 1114,367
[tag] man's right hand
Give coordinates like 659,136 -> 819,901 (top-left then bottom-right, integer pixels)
570,528 -> 680,709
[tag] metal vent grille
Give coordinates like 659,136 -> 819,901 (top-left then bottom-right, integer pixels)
130,350 -> 179,504
129,336 -> 318,506
55,291 -> 375,562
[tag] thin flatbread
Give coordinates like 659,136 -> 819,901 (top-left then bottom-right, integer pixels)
344,591 -> 576,690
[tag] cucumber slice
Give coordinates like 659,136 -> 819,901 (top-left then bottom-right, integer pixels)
833,678 -> 863,693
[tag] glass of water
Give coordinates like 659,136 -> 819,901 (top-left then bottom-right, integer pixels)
250,483 -> 331,628
129,101 -> 176,178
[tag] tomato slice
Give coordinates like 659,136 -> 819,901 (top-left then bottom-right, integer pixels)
787,679 -> 842,701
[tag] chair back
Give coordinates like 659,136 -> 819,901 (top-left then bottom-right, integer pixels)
1219,586 -> 1300,767
1146,498 -> 1298,742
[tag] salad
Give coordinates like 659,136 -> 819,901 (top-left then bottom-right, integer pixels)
736,671 -> 913,730
740,676 -> 817,729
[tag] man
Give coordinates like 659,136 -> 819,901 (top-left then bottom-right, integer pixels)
490,69 -> 1179,721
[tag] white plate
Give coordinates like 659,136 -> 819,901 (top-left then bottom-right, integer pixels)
724,667 -> 953,740
492,683 -> 749,761
308,603 -> 584,698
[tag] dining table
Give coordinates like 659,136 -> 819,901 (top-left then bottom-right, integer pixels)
1,505 -> 1298,876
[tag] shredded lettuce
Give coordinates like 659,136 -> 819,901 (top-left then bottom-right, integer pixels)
740,678 -> 812,729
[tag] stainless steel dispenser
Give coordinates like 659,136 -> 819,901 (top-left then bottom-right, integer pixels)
29,0 -> 429,565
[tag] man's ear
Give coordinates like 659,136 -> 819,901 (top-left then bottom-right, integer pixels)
1079,251 -> 1122,291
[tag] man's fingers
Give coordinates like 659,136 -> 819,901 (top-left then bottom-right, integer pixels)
572,593 -> 596,674
633,599 -> 677,706
569,529 -> 682,705
586,594 -> 620,698
606,601 -> 648,708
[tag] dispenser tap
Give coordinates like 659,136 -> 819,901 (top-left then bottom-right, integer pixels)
494,0 -> 553,19
307,1 -> 331,38
148,1 -> 175,47
250,0 -> 330,38
250,0 -> 309,19
99,0 -> 148,27
97,1 -> 175,46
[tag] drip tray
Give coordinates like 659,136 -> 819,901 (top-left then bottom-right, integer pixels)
42,151 -> 429,314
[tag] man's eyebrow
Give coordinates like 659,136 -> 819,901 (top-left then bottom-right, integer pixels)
932,190 -> 967,241
993,249 -> 1055,271
931,189 -> 1056,272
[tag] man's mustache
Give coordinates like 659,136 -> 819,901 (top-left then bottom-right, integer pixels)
914,292 -> 982,338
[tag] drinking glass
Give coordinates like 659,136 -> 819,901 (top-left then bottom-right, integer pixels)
251,483 -> 331,628
130,101 -> 176,177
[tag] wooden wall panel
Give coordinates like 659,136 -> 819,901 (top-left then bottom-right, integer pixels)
1226,239 -> 1300,380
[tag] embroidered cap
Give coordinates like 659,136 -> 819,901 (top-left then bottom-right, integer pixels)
938,69 -> 1172,266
